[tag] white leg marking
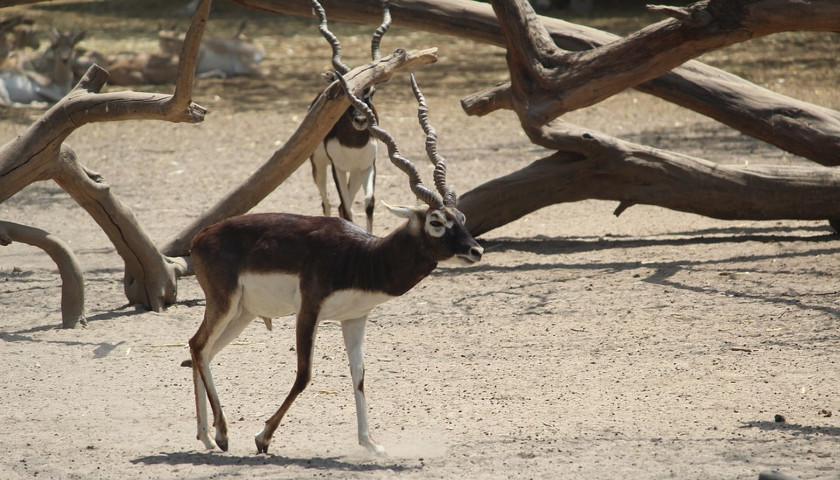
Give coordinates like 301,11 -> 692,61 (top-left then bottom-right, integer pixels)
341,316 -> 385,455
193,364 -> 215,449
311,144 -> 332,216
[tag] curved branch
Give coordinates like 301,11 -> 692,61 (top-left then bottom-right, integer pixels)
0,221 -> 85,328
488,0 -> 840,125
459,120 -> 840,237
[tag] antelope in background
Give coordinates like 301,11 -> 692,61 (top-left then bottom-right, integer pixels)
158,20 -> 267,79
309,2 -> 390,232
70,22 -> 267,86
187,67 -> 483,455
0,27 -> 84,107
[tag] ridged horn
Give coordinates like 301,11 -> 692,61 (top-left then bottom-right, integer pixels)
411,73 -> 457,207
312,0 -> 350,74
371,0 -> 391,62
335,72 -> 443,210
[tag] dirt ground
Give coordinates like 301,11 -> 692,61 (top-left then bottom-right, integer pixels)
2,2 -> 840,479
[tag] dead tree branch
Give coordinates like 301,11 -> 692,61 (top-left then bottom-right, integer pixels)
478,0 -> 840,126
0,0 -> 211,317
459,120 -> 840,236
456,0 -> 840,235
0,221 -> 85,328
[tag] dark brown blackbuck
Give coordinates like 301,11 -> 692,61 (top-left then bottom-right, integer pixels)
187,72 -> 484,455
309,0 -> 390,233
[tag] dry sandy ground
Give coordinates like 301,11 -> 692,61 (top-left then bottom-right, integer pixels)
1,2 -> 840,479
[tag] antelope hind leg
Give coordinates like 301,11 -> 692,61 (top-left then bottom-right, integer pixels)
255,308 -> 320,454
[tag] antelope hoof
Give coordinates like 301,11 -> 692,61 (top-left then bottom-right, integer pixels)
255,432 -> 271,454
197,432 -> 215,450
215,436 -> 229,452
361,438 -> 386,456
215,425 -> 229,452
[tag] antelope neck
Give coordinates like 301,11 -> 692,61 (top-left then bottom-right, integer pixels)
322,226 -> 438,297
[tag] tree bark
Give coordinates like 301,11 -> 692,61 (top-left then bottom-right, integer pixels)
0,221 -> 85,328
231,0 -> 840,166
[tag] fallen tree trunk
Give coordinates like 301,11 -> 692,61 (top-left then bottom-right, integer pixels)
0,0 -> 212,316
459,121 -> 840,236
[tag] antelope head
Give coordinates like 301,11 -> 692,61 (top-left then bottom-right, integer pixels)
337,71 -> 483,266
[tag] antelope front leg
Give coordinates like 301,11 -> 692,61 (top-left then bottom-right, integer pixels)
362,164 -> 375,233
341,316 -> 385,455
310,152 -> 332,216
347,166 -> 376,233
331,166 -> 354,223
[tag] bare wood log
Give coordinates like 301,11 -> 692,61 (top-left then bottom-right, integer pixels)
229,0 -> 840,166
160,47 -> 438,256
458,120 -> 840,237
0,221 -> 85,328
485,0 -> 840,125
0,0 -> 211,311
50,144 -> 189,312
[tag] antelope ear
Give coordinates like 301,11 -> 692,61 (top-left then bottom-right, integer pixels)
382,201 -> 417,219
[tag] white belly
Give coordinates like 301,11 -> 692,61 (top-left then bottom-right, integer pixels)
325,138 -> 377,173
240,272 -> 299,319
239,272 -> 392,321
319,289 -> 392,321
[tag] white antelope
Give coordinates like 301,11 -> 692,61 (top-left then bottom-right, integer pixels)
187,73 -> 483,455
309,2 -> 390,232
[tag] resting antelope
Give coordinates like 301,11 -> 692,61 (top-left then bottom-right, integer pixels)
309,1 -> 390,232
0,27 -> 84,106
158,21 -> 267,79
188,72 -> 483,455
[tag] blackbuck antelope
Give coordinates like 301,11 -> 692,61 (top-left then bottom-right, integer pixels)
188,73 -> 483,455
309,1 -> 390,232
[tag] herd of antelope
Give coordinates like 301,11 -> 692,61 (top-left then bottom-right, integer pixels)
0,15 -> 266,107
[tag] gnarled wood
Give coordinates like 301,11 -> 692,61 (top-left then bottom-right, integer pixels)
457,0 -> 840,236
459,121 -> 840,237
0,220 -> 85,328
485,0 -> 840,126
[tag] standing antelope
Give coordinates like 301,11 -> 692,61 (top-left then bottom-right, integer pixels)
188,73 -> 483,455
309,1 -> 390,232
